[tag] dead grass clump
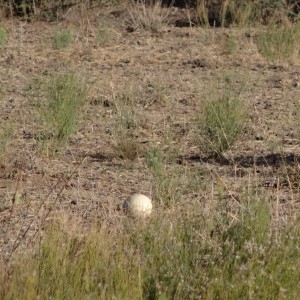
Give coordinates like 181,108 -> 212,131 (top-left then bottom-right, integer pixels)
128,0 -> 170,32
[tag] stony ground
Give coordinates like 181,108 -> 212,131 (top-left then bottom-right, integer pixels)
0,5 -> 300,260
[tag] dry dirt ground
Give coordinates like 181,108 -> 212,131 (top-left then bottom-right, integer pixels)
0,5 -> 300,260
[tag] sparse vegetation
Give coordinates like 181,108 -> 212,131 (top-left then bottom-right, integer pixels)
0,1 -> 300,299
53,29 -> 73,50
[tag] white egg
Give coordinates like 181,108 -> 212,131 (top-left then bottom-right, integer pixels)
124,193 -> 153,218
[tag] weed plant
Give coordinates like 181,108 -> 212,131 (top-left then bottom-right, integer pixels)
39,73 -> 87,155
199,94 -> 246,158
53,29 -> 73,50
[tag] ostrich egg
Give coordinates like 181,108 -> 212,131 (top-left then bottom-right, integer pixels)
125,194 -> 153,217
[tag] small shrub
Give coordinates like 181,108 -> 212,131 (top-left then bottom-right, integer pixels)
128,0 -> 170,32
199,94 -> 246,158
0,24 -> 6,46
255,21 -> 300,63
39,73 -> 87,154
53,29 -> 73,50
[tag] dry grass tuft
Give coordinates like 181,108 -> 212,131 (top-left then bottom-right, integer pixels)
128,0 -> 170,32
